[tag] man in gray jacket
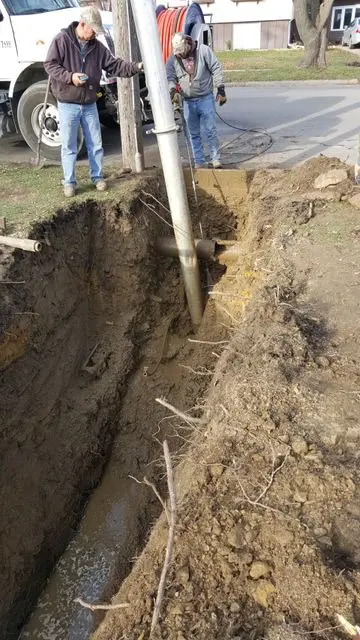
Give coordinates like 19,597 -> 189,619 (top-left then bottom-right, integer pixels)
45,7 -> 142,197
166,33 -> 226,169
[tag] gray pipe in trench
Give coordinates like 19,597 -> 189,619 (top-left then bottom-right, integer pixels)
156,237 -> 243,263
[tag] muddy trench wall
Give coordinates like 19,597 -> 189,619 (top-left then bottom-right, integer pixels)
0,182 -> 175,640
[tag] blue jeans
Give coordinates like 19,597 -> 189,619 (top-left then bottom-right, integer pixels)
58,102 -> 104,185
184,94 -> 220,166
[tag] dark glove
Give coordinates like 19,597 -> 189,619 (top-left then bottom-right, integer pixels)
216,85 -> 227,106
170,88 -> 181,105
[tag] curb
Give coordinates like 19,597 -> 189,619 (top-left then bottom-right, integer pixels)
226,79 -> 360,87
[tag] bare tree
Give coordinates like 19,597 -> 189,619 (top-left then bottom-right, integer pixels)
294,0 -> 334,68
318,11 -> 332,67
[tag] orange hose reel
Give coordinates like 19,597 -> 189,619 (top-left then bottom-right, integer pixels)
157,7 -> 187,63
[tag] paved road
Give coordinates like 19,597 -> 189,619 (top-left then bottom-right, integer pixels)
1,83 -> 359,169
227,83 -> 360,169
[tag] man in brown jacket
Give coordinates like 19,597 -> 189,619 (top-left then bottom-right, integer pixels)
45,6 -> 142,197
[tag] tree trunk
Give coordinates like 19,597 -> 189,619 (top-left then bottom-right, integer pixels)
294,0 -> 334,68
298,32 -> 322,67
318,18 -> 330,66
309,0 -> 321,25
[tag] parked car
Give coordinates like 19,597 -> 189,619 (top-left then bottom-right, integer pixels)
342,18 -> 360,48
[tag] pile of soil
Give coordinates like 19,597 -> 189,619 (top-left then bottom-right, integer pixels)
93,157 -> 360,640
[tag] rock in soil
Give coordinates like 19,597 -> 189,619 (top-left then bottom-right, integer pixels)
314,168 -> 347,189
348,192 -> 360,209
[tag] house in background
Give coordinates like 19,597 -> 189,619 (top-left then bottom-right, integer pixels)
156,0 -> 294,50
329,1 -> 360,42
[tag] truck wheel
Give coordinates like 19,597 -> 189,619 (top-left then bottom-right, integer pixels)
99,112 -> 119,129
17,81 -> 85,163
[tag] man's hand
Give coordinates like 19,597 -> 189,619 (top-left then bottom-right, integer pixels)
216,85 -> 227,106
72,73 -> 86,87
170,88 -> 181,105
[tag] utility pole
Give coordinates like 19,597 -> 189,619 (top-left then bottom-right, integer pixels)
112,0 -> 145,172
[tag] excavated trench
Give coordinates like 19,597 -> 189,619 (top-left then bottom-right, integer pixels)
0,172 -> 245,640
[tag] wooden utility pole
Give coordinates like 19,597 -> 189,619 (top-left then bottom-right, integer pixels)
112,0 -> 145,172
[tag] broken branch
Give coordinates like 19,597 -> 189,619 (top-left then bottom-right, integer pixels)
155,397 -> 203,424
233,450 -> 289,506
74,597 -> 129,611
337,614 -> 360,638
178,364 -> 213,376
0,280 -> 25,284
129,474 -> 170,524
150,440 -> 176,638
188,338 -> 229,345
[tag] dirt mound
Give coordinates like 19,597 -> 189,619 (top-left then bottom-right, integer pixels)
93,158 -> 360,640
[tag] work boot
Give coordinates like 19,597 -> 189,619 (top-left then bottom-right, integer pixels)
95,179 -> 107,192
63,184 -> 76,198
210,160 -> 222,169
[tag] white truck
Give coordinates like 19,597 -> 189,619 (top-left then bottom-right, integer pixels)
0,0 -> 147,161
0,0 -> 210,162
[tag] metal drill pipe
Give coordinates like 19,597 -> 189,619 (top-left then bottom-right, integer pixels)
130,0 -> 203,329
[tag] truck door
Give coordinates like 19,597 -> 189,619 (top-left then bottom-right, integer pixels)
0,0 -> 17,80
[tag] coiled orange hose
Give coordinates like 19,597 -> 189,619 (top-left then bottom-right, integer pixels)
157,7 -> 187,63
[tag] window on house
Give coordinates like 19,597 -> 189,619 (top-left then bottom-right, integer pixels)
332,5 -> 360,31
344,7 -> 354,27
333,8 -> 342,29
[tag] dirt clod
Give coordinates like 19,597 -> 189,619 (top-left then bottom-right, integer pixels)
251,580 -> 277,608
227,525 -> 243,549
291,436 -> 309,456
249,561 -> 272,580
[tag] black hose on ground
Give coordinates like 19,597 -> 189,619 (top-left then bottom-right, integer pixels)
216,110 -> 274,163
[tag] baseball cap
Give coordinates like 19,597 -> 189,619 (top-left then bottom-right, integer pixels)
172,33 -> 187,55
172,32 -> 193,56
80,6 -> 105,35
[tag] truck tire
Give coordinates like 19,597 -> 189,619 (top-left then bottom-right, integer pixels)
17,80 -> 85,163
99,112 -> 119,129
